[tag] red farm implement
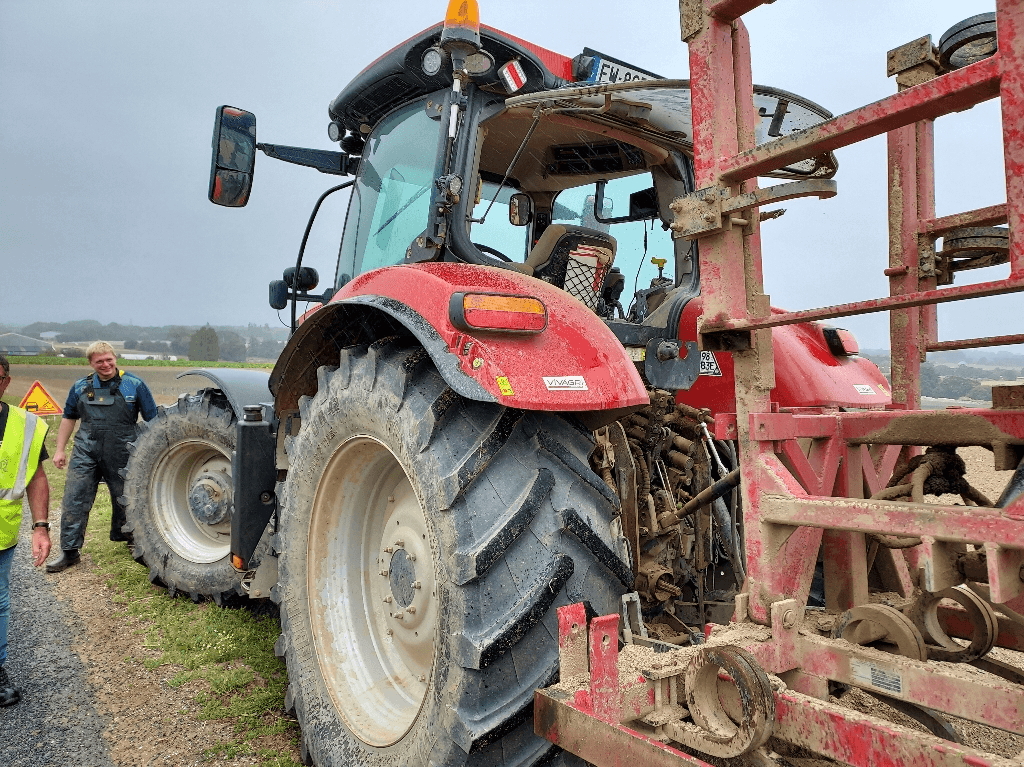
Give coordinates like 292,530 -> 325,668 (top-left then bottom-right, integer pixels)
535,2 -> 1024,765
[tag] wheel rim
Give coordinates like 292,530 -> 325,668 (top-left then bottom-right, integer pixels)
151,438 -> 233,563
308,435 -> 436,747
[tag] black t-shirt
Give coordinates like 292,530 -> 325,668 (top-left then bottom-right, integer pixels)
0,402 -> 50,463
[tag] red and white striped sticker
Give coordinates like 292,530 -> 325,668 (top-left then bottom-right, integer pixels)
499,60 -> 527,93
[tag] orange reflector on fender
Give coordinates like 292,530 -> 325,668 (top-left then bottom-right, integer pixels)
451,293 -> 547,333
232,554 -> 245,571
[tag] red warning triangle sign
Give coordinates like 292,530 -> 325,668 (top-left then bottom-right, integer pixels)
18,380 -> 64,416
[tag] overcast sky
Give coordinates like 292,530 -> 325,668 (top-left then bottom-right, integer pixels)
1,0 -> 1012,349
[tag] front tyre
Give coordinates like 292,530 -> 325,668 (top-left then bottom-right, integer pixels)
276,338 -> 629,767
122,391 -> 242,602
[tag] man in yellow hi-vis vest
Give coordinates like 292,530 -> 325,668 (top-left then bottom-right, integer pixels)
0,354 -> 52,707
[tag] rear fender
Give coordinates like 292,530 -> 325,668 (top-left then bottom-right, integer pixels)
270,262 -> 648,422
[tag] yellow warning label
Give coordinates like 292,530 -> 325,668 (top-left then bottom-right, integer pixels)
18,380 -> 63,416
496,376 -> 514,396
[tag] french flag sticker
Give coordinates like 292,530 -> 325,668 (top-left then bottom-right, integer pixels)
499,60 -> 527,93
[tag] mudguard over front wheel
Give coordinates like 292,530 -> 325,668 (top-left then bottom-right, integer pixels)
274,337 -> 630,767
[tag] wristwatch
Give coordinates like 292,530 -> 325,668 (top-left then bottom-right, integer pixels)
32,521 -> 50,531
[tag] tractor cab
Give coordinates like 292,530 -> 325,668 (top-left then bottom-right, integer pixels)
212,0 -> 838,347
325,7 -> 839,347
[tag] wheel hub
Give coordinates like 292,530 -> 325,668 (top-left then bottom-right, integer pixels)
188,472 -> 232,525
389,549 -> 417,608
377,493 -> 436,651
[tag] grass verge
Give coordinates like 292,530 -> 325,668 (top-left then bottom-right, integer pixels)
10,397 -> 302,766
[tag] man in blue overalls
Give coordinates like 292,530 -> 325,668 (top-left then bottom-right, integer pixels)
47,342 -> 158,573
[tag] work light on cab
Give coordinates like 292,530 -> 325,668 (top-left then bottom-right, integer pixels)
450,293 -> 547,333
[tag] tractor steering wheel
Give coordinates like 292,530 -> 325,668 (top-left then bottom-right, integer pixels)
473,243 -> 512,263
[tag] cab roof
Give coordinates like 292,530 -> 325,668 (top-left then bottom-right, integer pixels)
329,23 -> 573,133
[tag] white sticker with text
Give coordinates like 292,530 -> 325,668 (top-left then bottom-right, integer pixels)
854,384 -> 875,395
543,376 -> 588,391
700,351 -> 722,377
851,659 -> 903,695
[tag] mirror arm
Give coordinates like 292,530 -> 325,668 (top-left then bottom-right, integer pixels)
257,143 -> 353,176
289,180 -> 355,334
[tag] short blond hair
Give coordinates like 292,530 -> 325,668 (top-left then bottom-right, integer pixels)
86,341 -> 116,361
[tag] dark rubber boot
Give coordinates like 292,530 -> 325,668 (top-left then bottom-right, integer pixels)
0,666 -> 22,707
45,550 -> 81,573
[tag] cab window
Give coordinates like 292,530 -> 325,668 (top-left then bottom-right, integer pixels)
552,173 -> 675,304
469,181 -> 531,262
336,98 -> 441,286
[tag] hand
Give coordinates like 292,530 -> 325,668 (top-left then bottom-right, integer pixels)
53,453 -> 67,470
32,527 -> 51,566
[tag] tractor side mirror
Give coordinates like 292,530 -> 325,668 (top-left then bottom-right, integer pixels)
269,280 -> 288,310
209,106 -> 256,207
509,193 -> 532,226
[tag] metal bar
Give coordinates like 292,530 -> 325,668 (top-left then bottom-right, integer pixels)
534,689 -> 716,767
774,691 -> 1021,767
927,333 -> 1024,351
922,203 -> 1008,235
535,683 -> 1020,767
705,0 -> 769,22
762,633 -> 1024,734
760,495 -> 1024,547
834,409 -> 1024,443
590,614 -> 620,724
558,602 -> 590,680
700,275 -> 1024,332
888,113 -> 925,409
751,408 -> 1024,445
996,0 -> 1024,275
717,55 -> 1001,182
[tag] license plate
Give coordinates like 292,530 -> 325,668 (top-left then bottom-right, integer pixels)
580,48 -> 661,85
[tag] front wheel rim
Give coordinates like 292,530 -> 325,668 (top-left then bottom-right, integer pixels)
307,435 -> 437,747
151,438 -> 232,563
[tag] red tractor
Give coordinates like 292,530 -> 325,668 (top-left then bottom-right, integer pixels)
120,2 -> 902,765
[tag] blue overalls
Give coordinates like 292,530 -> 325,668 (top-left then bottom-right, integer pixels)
60,373 -> 141,551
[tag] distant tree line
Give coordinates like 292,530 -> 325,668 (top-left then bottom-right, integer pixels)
122,327 -> 284,362
863,352 -> 1023,402
18,319 -> 287,362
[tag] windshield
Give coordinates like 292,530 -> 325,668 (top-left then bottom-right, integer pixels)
336,98 -> 441,286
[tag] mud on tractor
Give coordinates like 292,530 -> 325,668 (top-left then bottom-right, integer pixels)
121,1 -> 1024,765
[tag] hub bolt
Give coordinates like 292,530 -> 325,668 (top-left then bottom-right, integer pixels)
413,581 -> 422,590
383,595 -> 392,603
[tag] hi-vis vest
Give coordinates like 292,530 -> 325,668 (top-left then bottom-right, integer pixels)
0,406 -> 48,550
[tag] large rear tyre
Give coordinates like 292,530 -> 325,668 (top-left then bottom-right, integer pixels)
122,391 -> 244,603
275,338 -> 629,767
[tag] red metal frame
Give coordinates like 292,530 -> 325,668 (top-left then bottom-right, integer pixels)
538,1 -> 1024,764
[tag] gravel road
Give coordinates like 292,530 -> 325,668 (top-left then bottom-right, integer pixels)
2,503 -> 115,767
